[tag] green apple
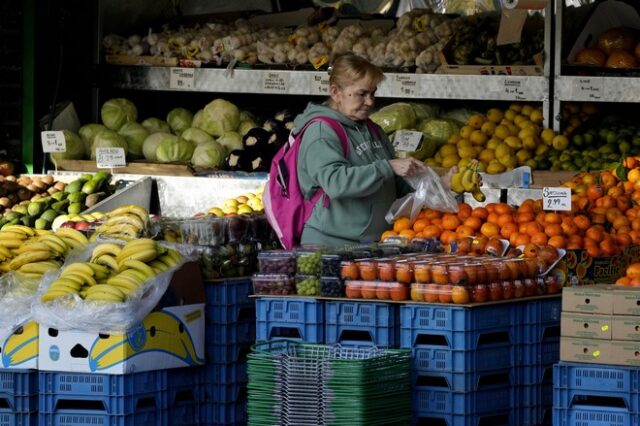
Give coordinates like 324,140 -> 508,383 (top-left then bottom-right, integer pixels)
208,207 -> 224,217
222,199 -> 239,209
222,205 -> 238,215
237,205 -> 254,215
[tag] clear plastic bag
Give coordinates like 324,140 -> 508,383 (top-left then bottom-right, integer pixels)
385,166 -> 458,224
31,242 -> 198,335
0,272 -> 37,338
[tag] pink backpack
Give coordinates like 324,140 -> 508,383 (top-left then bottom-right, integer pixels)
263,116 -> 378,250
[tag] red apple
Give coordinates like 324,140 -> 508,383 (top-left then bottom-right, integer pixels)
61,221 -> 76,228
74,221 -> 91,231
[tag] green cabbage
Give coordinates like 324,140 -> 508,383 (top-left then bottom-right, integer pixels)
78,124 -> 107,156
181,127 -> 214,145
167,108 -> 193,135
118,122 -> 149,159
191,140 -> 226,168
156,138 -> 195,163
101,98 -> 137,130
200,99 -> 240,137
239,110 -> 254,122
142,132 -> 177,161
370,103 -> 417,134
409,103 -> 440,122
238,120 -> 257,136
141,117 -> 171,134
50,130 -> 85,163
90,129 -> 128,160
418,118 -> 462,146
216,131 -> 243,155
192,110 -> 204,128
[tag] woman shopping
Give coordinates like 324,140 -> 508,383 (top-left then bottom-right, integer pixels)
294,53 -> 427,247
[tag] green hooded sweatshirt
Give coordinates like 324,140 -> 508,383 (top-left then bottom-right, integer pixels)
295,102 -> 411,247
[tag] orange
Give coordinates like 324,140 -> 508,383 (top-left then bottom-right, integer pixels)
457,203 -> 472,221
585,227 -> 604,243
432,218 -> 443,227
485,203 -> 497,214
616,277 -> 631,286
613,216 -> 630,230
416,210 -> 428,220
456,225 -> 474,239
616,233 -> 633,247
617,196 -> 632,212
548,235 -> 567,249
561,221 -> 579,237
442,214 -> 461,231
627,263 -> 640,280
575,197 -> 590,212
400,229 -> 416,240
573,215 -> 591,231
600,171 -> 618,189
544,213 -> 562,224
545,224 -> 563,238
439,230 -> 458,246
422,225 -> 442,239
452,286 -> 470,304
599,239 -> 616,256
393,217 -> 411,233
585,244 -> 601,257
500,222 -> 518,239
480,222 -> 500,238
487,213 -> 500,224
509,232 -> 523,247
632,219 -> 640,231
495,203 -> 513,216
463,216 -> 482,231
471,208 -> 489,220
514,233 -> 531,247
518,201 -> 535,214
624,181 -> 635,194
380,230 -> 398,240
587,184 -> 604,201
608,186 -> 623,197
630,230 -> 640,244
530,232 -> 548,245
605,207 -> 622,223
524,221 -> 544,237
413,219 -> 429,233
497,214 -> 515,227
425,210 -> 443,221
516,212 -> 535,223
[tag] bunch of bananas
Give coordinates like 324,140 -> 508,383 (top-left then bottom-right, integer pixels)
91,205 -> 149,242
0,225 -> 89,281
450,160 -> 486,202
41,238 -> 182,304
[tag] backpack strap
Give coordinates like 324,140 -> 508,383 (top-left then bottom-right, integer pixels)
364,118 -> 382,140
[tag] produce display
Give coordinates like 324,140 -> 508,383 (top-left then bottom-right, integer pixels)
573,27 -> 640,69
617,263 -> 640,286
91,205 -> 150,241
296,275 -> 320,296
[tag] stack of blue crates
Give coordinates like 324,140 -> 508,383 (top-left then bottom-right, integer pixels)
0,369 -> 38,426
256,297 -> 324,343
325,300 -> 399,347
553,361 -> 640,426
202,278 -> 255,425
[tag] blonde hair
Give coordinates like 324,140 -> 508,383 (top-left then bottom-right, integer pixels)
329,53 -> 385,89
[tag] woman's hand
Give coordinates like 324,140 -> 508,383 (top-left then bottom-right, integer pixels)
388,158 -> 427,177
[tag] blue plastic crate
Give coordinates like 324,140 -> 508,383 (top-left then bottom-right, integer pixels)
554,387 -> 640,412
517,339 -> 560,366
38,410 -> 168,426
515,323 -> 561,345
552,406 -> 637,426
522,297 -> 562,325
0,394 -> 37,413
256,298 -> 324,343
413,385 -> 514,415
412,411 -> 513,426
168,402 -> 199,426
168,368 -> 201,390
206,302 -> 256,325
206,341 -> 252,364
202,382 -> 246,403
204,278 -> 253,306
205,321 -> 255,345
554,361 -> 640,394
411,343 -> 516,375
400,304 -> 516,350
38,370 -> 167,398
39,389 -> 167,416
325,301 -> 398,347
515,363 -> 553,386
0,370 -> 37,396
167,368 -> 202,409
0,412 -> 36,426
412,368 -> 513,393
515,383 -> 553,408
515,405 -> 549,426
202,363 -> 247,386
200,400 -> 247,425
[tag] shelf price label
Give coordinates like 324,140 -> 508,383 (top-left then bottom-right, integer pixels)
41,131 -> 66,153
572,77 -> 604,101
392,74 -> 420,97
262,71 -> 290,93
96,147 -> 126,169
502,78 -> 530,101
169,67 -> 195,90
542,187 -> 571,211
393,131 -> 423,152
309,74 -> 330,95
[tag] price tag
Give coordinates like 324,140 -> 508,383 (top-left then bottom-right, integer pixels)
502,78 -> 530,101
572,77 -> 604,101
41,131 -> 66,153
309,74 -> 330,95
169,67 -> 195,90
392,74 -> 420,97
96,147 -> 126,169
542,187 -> 571,212
262,71 -> 289,93
393,131 -> 423,152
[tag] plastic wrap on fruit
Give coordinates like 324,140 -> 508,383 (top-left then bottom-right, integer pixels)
0,272 -> 37,342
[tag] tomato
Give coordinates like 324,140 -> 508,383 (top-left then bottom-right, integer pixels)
378,264 -> 395,282
452,286 -> 470,304
449,264 -> 468,285
395,264 -> 414,284
513,280 -> 525,298
345,283 -> 361,298
390,284 -> 409,301
376,284 -> 391,300
524,259 -> 538,278
425,284 -> 440,303
438,284 -> 453,303
523,278 -> 537,297
361,283 -> 378,299
471,284 -> 488,303
359,263 -> 378,281
410,285 -> 424,302
501,281 -> 514,300
432,265 -> 449,285
497,262 -> 511,281
341,262 -> 360,280
488,282 -> 503,301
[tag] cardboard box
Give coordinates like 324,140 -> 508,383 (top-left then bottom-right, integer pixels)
612,287 -> 640,316
611,340 -> 640,366
561,313 -> 612,340
555,249 -> 627,287
0,321 -> 38,370
612,316 -> 640,341
38,261 -> 206,374
562,285 -> 616,314
560,337 -> 611,365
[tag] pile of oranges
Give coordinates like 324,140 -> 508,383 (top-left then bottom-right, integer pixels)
383,165 -> 640,258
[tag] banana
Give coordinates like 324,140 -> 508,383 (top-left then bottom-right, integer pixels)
60,237 -> 84,252
117,248 -> 158,264
93,255 -> 119,272
118,269 -> 147,284
461,167 -> 476,192
54,228 -> 89,245
38,236 -> 68,256
0,231 -> 28,241
84,292 -> 123,303
472,187 -> 486,202
13,242 -> 51,254
99,223 -> 140,238
41,291 -> 76,303
103,214 -> 145,231
86,263 -> 111,281
63,272 -> 97,287
0,240 -> 25,249
54,275 -> 85,288
1,225 -> 35,236
0,262 -> 12,273
34,229 -> 53,236
48,278 -> 82,290
450,171 -> 465,194
91,243 -> 123,260
62,263 -> 95,277
18,260 -> 61,275
48,283 -> 81,293
15,271 -> 44,281
118,259 -> 155,280
85,285 -> 126,301
149,260 -> 169,273
107,276 -> 142,293
121,238 -> 156,251
106,205 -> 149,224
0,245 -> 12,259
9,251 -> 52,270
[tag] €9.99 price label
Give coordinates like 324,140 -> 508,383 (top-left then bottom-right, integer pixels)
542,187 -> 571,211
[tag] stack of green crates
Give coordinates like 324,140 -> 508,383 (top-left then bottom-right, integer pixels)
247,341 -> 411,426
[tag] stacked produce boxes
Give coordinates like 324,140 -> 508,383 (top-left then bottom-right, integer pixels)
0,369 -> 38,426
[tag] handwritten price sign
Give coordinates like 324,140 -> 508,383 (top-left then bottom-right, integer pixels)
542,187 -> 571,211
41,131 -> 66,153
96,147 -> 126,169
393,131 -> 423,152
169,67 -> 195,90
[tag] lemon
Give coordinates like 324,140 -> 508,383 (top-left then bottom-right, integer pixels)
468,114 -> 485,130
541,128 -> 555,146
525,159 -> 538,169
552,135 -> 569,151
518,127 -> 536,140
470,130 -> 488,146
460,125 -> 473,139
479,148 -> 496,162
522,135 -> 539,150
424,159 -> 439,167
521,105 -> 534,117
507,123 -> 520,136
504,110 -> 517,121
476,161 -> 487,173
487,161 -> 506,174
487,138 -> 501,150
495,143 -> 513,159
457,139 -> 473,150
480,121 -> 497,136
504,136 -> 523,149
440,144 -> 457,157
447,134 -> 461,144
514,114 -> 527,126
487,108 -> 504,123
458,146 -> 476,159
530,109 -> 543,123
494,125 -> 510,140
535,144 -> 550,156
517,119 -> 533,130
458,157 -> 472,169
498,155 -> 518,169
442,154 -> 461,168
516,149 -> 531,164
474,146 -> 484,155
510,103 -> 523,112
434,152 -> 443,162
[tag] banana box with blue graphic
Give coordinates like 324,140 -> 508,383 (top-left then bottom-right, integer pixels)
0,320 -> 39,370
38,303 -> 205,374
